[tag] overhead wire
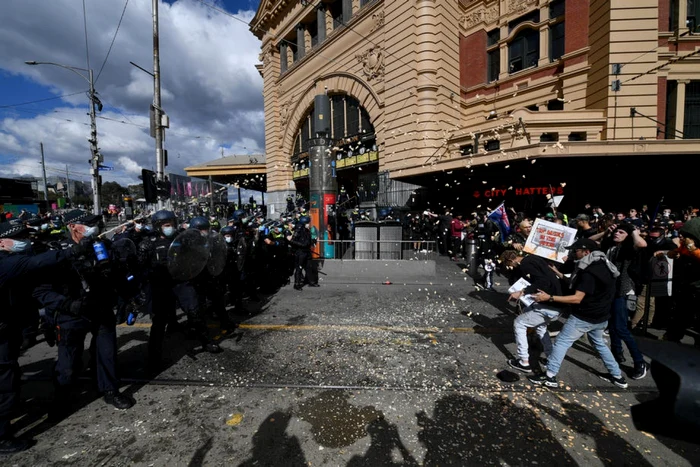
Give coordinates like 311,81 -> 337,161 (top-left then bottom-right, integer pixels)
621,47 -> 700,84
0,91 -> 87,109
95,0 -> 130,84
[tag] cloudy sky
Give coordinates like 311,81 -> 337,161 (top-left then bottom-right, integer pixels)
0,0 -> 263,188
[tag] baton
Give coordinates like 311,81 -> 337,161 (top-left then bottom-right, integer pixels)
98,213 -> 152,238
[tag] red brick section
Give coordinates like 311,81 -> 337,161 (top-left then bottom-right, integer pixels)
659,0 -> 670,32
460,30 -> 487,90
657,77 -> 667,139
565,0 -> 589,54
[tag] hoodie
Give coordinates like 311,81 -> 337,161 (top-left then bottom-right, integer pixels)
569,251 -> 619,324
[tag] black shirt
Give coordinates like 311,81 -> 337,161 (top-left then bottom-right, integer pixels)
577,227 -> 597,239
514,255 -> 563,306
571,261 -> 616,324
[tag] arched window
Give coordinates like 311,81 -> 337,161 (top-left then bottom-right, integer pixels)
292,94 -> 374,157
508,28 -> 539,73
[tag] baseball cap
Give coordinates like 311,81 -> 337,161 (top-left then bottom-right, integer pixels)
565,238 -> 599,251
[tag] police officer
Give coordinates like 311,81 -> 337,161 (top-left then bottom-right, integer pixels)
138,210 -> 183,371
221,224 -> 247,313
171,217 -> 223,352
189,217 -> 234,331
32,210 -> 133,411
289,216 -> 313,290
209,214 -> 221,233
0,221 -> 84,453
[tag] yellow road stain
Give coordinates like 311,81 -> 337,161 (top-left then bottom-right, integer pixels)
226,413 -> 244,426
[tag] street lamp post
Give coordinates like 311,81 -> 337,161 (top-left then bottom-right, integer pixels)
25,61 -> 102,215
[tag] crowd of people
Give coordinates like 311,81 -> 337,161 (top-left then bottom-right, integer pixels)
0,199 -> 323,453
1,196 -> 698,454
453,204 -> 699,389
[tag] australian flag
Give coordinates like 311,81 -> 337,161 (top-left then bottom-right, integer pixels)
488,202 -> 511,242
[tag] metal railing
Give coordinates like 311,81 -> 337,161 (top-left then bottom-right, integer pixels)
312,240 -> 437,261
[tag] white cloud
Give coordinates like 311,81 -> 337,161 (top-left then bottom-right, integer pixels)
118,156 -> 143,175
0,0 -> 264,188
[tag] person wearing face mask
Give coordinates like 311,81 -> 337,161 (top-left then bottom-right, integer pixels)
601,223 -> 649,379
31,209 -> 134,413
0,221 -> 87,453
187,217 -> 235,332
221,224 -> 248,314
139,210 -> 213,371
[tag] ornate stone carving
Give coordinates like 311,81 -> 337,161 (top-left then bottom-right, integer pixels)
262,50 -> 272,66
370,10 -> 385,32
356,46 -> 384,81
507,0 -> 537,14
461,4 -> 499,30
280,101 -> 290,126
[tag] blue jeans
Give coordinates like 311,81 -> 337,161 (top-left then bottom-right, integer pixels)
546,315 -> 622,379
609,297 -> 644,365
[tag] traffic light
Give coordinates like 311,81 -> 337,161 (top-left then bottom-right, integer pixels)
141,169 -> 158,203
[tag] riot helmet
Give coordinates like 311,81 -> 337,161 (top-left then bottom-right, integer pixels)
189,216 -> 210,232
152,210 -> 177,237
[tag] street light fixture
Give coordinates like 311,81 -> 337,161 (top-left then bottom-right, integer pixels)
25,60 -> 102,215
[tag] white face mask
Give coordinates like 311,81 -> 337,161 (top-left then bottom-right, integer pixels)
135,223 -> 143,231
224,236 -> 233,244
82,225 -> 99,238
162,226 -> 175,237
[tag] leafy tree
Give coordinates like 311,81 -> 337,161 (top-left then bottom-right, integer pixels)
101,181 -> 128,206
128,184 -> 145,200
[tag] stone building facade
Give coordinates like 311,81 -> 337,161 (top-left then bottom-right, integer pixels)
250,0 -> 700,213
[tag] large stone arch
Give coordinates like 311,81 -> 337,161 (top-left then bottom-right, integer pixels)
282,72 -> 383,158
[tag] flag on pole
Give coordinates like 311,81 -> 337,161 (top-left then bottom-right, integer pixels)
487,202 -> 511,242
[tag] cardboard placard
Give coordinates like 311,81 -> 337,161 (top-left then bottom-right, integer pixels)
523,218 -> 577,263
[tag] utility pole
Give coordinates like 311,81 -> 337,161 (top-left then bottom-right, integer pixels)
25,61 -> 101,214
88,68 -> 102,215
152,0 -> 166,210
39,142 -> 49,203
209,175 -> 214,214
65,164 -> 71,202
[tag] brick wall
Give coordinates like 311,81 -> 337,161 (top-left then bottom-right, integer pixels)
460,30 -> 486,90
566,0 -> 590,54
657,77 -> 667,139
658,0 -> 670,32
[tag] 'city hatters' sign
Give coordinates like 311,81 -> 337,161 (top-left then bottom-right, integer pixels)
472,186 -> 565,198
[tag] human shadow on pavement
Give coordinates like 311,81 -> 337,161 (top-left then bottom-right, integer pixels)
188,436 -> 214,467
466,290 -> 518,361
417,393 -> 577,465
528,398 -> 654,467
631,393 -> 700,465
238,411 -> 307,467
347,414 -> 419,467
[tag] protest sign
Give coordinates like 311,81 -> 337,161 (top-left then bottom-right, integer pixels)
523,218 -> 577,263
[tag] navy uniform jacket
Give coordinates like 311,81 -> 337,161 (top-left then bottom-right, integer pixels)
0,248 -> 74,322
31,239 -> 118,318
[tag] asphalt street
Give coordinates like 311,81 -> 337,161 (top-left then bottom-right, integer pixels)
8,256 -> 700,466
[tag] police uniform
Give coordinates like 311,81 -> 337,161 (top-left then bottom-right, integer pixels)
0,222 -> 80,453
289,218 -> 313,290
32,210 -> 133,411
140,213 -> 222,365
